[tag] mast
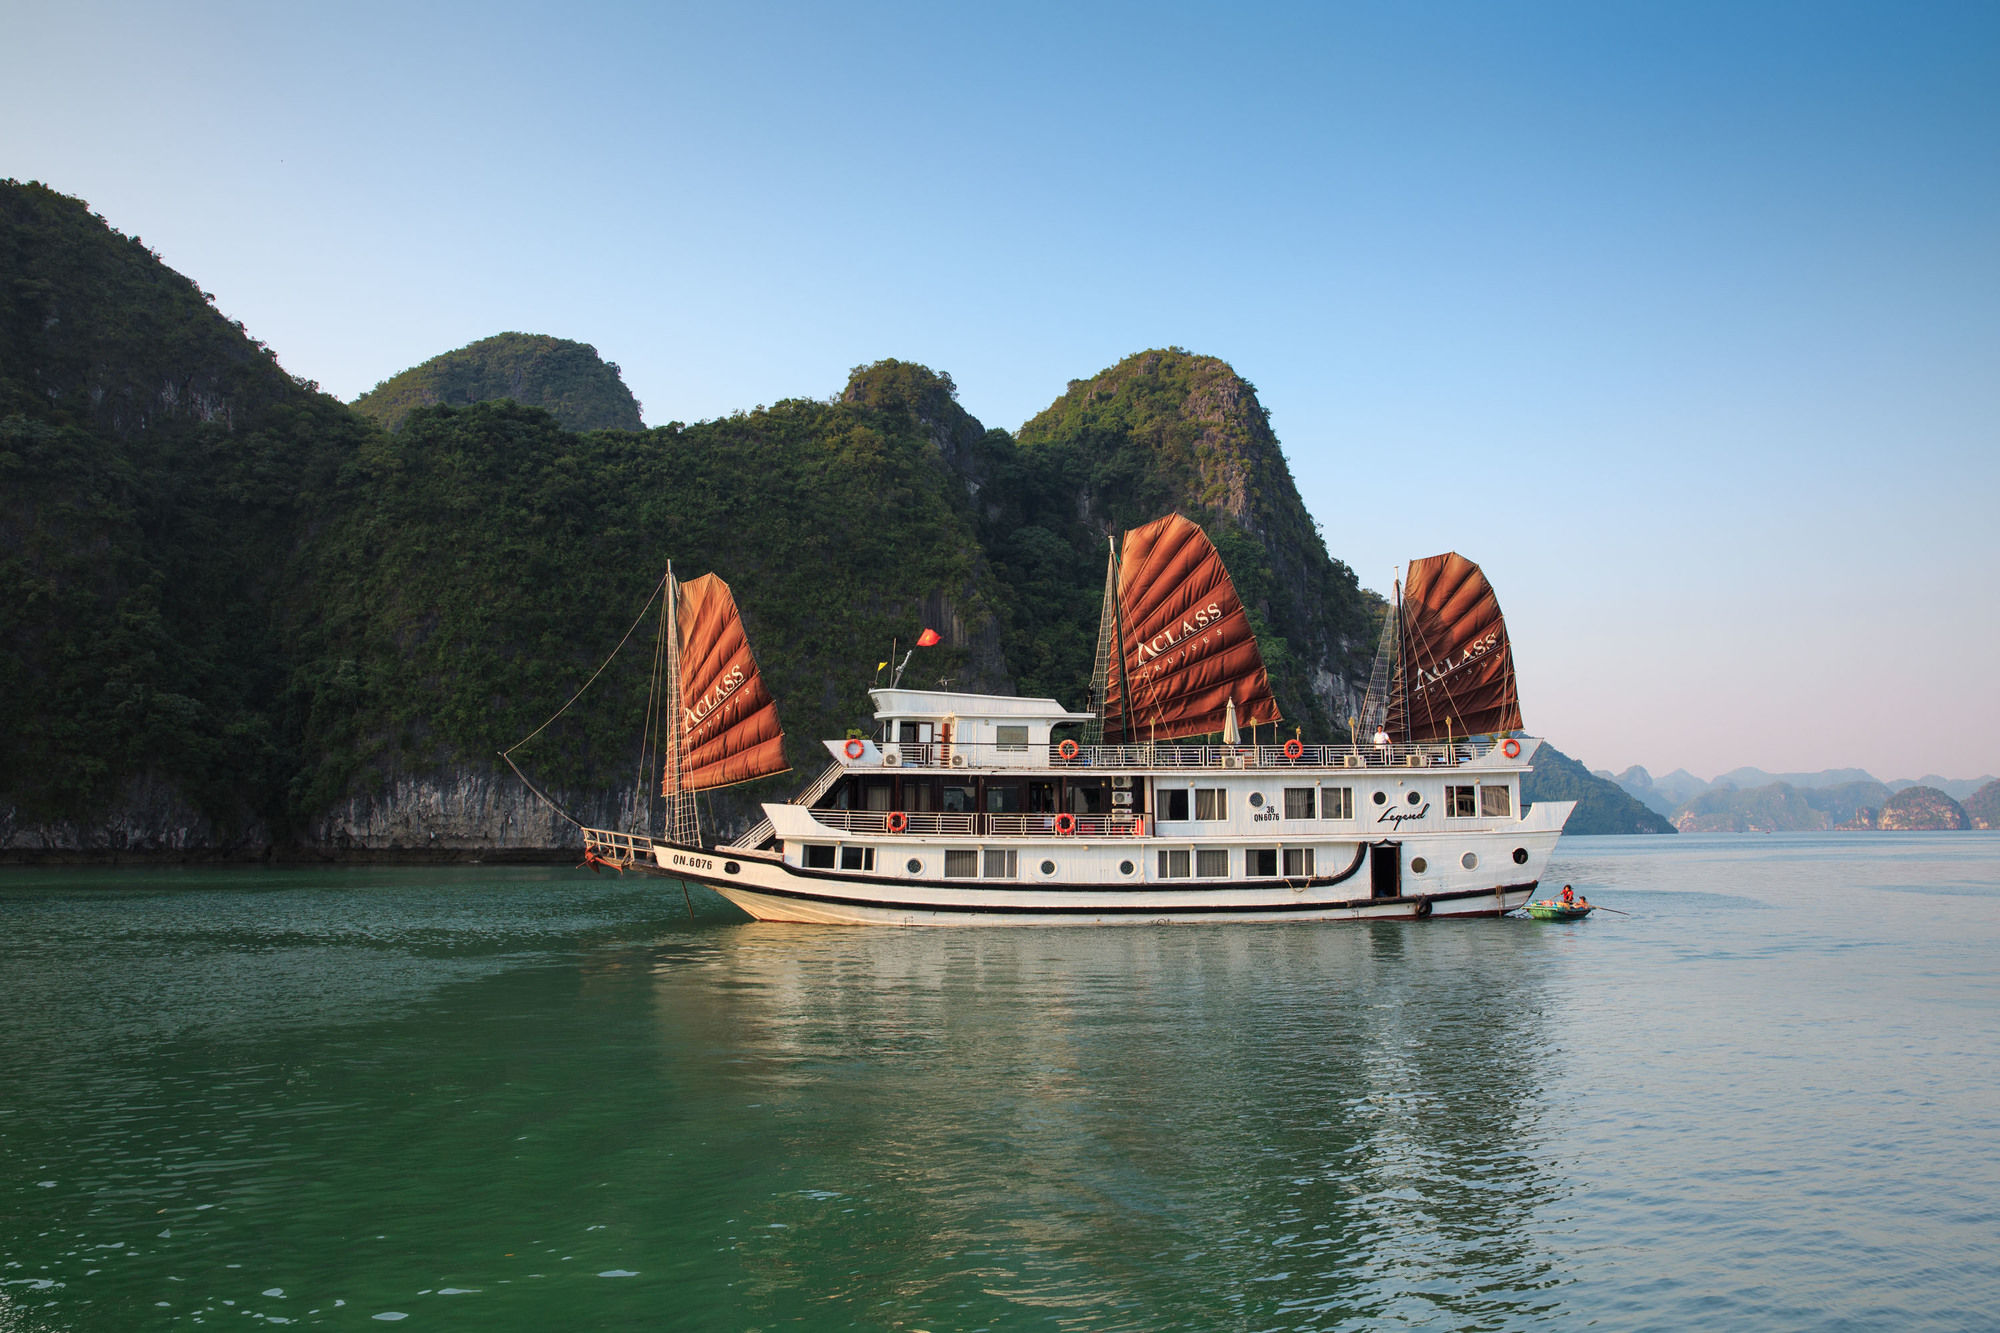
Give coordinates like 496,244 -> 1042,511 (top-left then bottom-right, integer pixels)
660,563 -> 701,847
1085,536 -> 1134,745
1359,570 -> 1400,741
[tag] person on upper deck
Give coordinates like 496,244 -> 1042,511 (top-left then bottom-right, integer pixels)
1373,724 -> 1391,750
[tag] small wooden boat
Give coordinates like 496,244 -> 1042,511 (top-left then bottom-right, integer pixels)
1524,899 -> 1593,921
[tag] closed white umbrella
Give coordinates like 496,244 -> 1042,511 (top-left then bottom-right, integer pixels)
1223,696 -> 1239,745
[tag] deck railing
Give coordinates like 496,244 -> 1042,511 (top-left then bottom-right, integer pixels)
868,740 -> 1487,771
804,810 -> 1147,839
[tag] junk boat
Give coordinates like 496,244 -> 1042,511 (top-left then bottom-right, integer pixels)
535,514 -> 1573,925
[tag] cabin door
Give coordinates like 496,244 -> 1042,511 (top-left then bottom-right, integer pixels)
1370,842 -> 1402,899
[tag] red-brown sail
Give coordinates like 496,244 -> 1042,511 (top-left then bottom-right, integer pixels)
1100,514 -> 1280,742
673,573 -> 788,791
1390,552 -> 1522,742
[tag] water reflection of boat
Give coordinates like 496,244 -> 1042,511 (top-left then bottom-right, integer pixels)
525,515 -> 1572,924
640,922 -> 1567,1322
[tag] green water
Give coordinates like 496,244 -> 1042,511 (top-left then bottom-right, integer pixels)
3,835 -> 1996,1330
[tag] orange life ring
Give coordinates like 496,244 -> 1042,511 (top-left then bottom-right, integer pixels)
1502,738 -> 1522,759
1284,738 -> 1304,761
844,738 -> 866,760
1058,738 -> 1079,760
885,810 -> 908,834
1054,812 -> 1077,836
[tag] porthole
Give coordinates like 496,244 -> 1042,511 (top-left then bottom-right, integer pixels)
1372,791 -> 1387,806
1041,859 -> 1057,876
1512,847 -> 1529,865
1410,857 -> 1428,874
1248,792 -> 1265,808
1461,852 -> 1479,870
1407,791 -> 1422,806
724,861 -> 740,875
1119,859 -> 1135,875
906,858 -> 923,875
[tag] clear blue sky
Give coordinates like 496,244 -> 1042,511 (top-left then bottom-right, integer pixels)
8,0 -> 1996,782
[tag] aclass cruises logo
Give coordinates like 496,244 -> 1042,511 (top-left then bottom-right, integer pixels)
1411,630 -> 1500,695
686,662 -> 746,737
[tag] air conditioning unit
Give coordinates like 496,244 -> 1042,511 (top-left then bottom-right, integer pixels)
882,748 -> 902,767
1111,791 -> 1132,806
1111,775 -> 1133,789
950,753 -> 968,768
1223,755 -> 1244,770
1112,809 -> 1134,822
1405,754 -> 1424,768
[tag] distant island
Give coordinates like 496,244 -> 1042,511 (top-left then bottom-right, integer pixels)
1595,765 -> 1998,833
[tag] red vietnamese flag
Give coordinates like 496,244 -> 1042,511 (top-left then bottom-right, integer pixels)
915,628 -> 942,646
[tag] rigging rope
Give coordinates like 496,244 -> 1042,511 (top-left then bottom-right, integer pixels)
499,568 -> 671,829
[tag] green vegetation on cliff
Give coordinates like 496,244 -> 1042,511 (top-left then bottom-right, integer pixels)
291,392 -> 1003,824
1,181 -> 370,835
351,333 -> 644,433
983,349 -> 1381,737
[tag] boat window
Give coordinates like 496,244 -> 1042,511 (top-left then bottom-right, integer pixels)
1513,847 -> 1529,864
839,846 -> 874,872
983,849 -> 1018,878
1160,789 -> 1191,821
1461,851 -> 1479,870
1069,784 -> 1108,815
1481,785 -> 1513,817
906,858 -> 923,874
1247,791 -> 1265,809
1119,859 -> 1135,876
1195,788 -> 1227,820
941,785 -> 976,814
1323,787 -> 1354,820
1195,849 -> 1228,877
803,844 -> 836,869
995,725 -> 1028,752
1446,785 -> 1476,817
1039,859 -> 1057,876
1372,790 -> 1388,806
1027,782 -> 1059,814
1411,857 -> 1429,874
864,780 -> 894,812
906,781 -> 936,812
985,784 -> 1023,814
1283,788 -> 1316,819
1246,848 -> 1278,877
898,721 -> 924,744
944,850 -> 978,877
1158,849 -> 1192,878
1283,847 -> 1315,877
1407,790 -> 1423,806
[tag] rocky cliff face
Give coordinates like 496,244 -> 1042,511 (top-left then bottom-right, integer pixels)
1,775 -> 265,855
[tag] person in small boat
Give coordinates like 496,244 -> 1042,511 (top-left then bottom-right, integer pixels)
1560,884 -> 1575,906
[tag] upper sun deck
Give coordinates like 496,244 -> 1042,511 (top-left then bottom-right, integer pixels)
835,689 -> 1538,773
